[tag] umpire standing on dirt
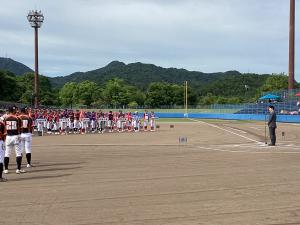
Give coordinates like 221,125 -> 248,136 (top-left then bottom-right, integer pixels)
268,105 -> 277,146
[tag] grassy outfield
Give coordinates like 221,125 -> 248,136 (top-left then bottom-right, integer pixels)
144,109 -> 241,113
82,108 -> 241,114
189,118 -> 259,124
145,118 -> 257,123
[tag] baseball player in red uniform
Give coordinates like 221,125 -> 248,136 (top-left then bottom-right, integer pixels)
19,107 -> 33,168
68,110 -> 75,133
46,112 -> 53,134
74,110 -> 80,134
4,106 -> 26,174
126,112 -> 133,132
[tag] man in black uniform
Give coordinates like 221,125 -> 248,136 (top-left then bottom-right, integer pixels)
268,105 -> 277,146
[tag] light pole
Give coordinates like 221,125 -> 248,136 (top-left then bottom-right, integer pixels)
27,10 -> 44,108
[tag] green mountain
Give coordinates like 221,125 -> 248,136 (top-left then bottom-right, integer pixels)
0,57 -> 271,100
49,61 -> 249,89
0,59 -> 276,106
0,57 -> 33,75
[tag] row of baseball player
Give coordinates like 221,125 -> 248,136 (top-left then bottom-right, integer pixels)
0,106 -> 159,182
30,109 -> 157,134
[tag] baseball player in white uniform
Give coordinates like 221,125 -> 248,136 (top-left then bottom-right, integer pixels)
4,106 -> 26,174
19,107 -> 33,168
143,110 -> 150,131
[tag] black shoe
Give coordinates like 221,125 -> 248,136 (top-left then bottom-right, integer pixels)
268,144 -> 275,146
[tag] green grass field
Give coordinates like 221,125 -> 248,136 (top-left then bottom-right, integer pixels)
82,108 -> 242,114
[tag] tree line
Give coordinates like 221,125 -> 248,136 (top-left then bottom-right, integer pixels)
0,70 -> 297,108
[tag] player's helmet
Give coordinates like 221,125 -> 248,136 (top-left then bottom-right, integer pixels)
20,107 -> 27,113
8,105 -> 17,113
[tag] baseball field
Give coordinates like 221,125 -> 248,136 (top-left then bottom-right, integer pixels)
1,119 -> 300,225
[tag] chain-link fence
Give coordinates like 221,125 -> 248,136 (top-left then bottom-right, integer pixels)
1,94 -> 300,115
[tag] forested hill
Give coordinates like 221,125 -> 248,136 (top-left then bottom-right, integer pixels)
49,61 -> 251,89
1,58 -> 291,106
0,57 -> 33,75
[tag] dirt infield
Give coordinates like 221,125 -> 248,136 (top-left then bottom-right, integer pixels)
1,119 -> 300,225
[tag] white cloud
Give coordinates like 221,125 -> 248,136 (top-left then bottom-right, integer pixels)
0,0 -> 298,81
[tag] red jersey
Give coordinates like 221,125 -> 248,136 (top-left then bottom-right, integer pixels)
126,113 -> 132,122
79,111 -> 85,120
55,114 -> 60,122
47,114 -> 53,122
75,112 -> 80,120
4,114 -> 21,136
18,114 -> 33,133
0,121 -> 6,141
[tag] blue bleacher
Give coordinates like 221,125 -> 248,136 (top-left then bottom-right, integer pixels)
236,100 -> 299,115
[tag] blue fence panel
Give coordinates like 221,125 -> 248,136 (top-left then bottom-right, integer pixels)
277,115 -> 300,123
156,113 -> 300,123
156,113 -> 184,118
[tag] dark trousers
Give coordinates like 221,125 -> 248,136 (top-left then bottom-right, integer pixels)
269,127 -> 276,145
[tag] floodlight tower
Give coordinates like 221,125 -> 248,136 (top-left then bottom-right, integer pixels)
27,10 -> 44,108
288,0 -> 295,90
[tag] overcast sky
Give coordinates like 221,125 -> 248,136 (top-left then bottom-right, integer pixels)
0,0 -> 299,80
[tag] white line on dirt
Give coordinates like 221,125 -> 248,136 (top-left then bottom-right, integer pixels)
32,144 -> 184,147
189,118 -> 262,144
196,145 -> 300,154
225,127 -> 247,134
221,143 -> 300,150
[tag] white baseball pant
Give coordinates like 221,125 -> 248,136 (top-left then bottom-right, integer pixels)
5,135 -> 22,157
20,133 -> 32,154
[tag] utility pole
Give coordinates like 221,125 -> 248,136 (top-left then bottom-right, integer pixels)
184,81 -> 188,114
288,0 -> 295,90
